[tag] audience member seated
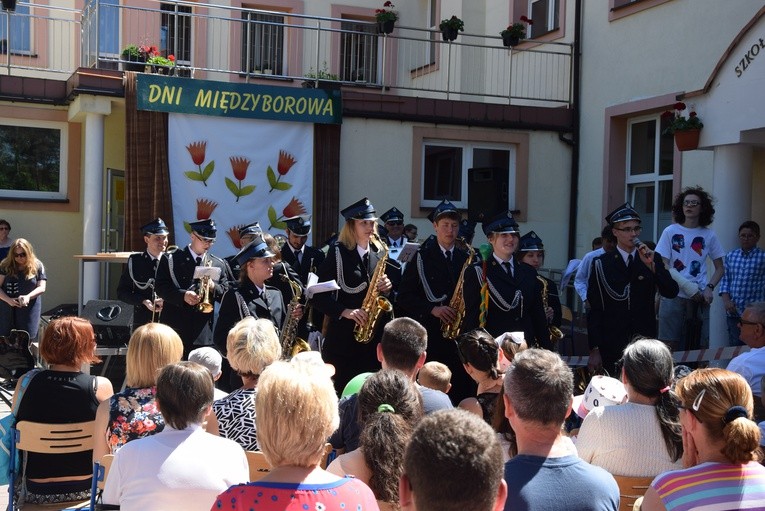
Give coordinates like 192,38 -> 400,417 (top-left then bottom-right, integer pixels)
207,317 -> 281,450
576,339 -> 683,477
417,361 -> 452,394
502,349 -> 619,511
330,318 -> 451,453
726,301 -> 765,422
13,317 -> 114,505
328,370 -> 423,510
496,331 -> 527,373
103,362 -> 248,511
189,347 -> 229,400
641,368 -> 765,511
93,323 -> 184,461
211,358 -> 379,511
457,328 -> 504,423
399,409 -> 507,511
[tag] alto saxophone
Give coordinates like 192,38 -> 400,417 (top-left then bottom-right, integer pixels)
279,273 -> 311,358
441,240 -> 475,340
354,234 -> 394,344
537,275 -> 564,343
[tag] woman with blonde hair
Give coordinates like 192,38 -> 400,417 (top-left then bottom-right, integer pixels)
207,317 -> 281,450
313,197 -> 397,394
641,368 -> 765,511
0,238 -> 47,339
13,317 -> 113,504
212,358 -> 378,510
92,322 -> 184,461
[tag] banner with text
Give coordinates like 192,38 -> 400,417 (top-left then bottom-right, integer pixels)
138,74 -> 341,124
168,113 -> 314,257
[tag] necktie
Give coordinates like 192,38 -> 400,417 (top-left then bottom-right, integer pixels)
363,253 -> 369,273
627,254 -> 633,268
295,250 -> 302,265
445,250 -> 452,263
502,261 -> 513,276
195,257 -> 202,266
152,259 -> 159,272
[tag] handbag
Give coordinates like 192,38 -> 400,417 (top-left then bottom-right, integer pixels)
0,369 -> 40,485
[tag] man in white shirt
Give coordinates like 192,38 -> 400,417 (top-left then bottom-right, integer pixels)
574,225 -> 615,307
727,302 -> 765,421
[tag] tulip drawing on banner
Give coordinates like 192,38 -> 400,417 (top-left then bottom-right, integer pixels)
185,141 -> 215,186
226,157 -> 256,202
227,225 -> 245,249
268,196 -> 306,230
183,198 -> 219,233
267,150 -> 297,193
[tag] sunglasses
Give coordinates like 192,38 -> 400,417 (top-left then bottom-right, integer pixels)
13,252 -> 27,258
683,200 -> 701,207
386,220 -> 404,226
738,319 -> 760,328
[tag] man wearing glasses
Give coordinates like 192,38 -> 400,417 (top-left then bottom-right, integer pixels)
719,221 -> 765,346
156,219 -> 231,357
656,187 -> 725,352
726,301 -> 765,421
587,203 -> 678,374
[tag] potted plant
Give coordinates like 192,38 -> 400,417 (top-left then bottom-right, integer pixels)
302,62 -> 340,89
500,15 -> 532,47
662,102 -> 704,151
375,1 -> 398,35
439,15 -> 464,42
121,44 -> 145,72
147,54 -> 176,76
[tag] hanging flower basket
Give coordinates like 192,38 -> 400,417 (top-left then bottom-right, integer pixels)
502,35 -> 520,47
377,19 -> 395,34
674,129 -> 701,151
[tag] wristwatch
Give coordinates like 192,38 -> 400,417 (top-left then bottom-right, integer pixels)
706,283 -> 715,289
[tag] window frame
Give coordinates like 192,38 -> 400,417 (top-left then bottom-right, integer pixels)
0,118 -> 69,201
0,2 -> 32,54
528,0 -> 559,38
624,113 -> 674,242
241,11 -> 286,75
420,139 -> 517,210
160,2 -> 193,65
339,16 -> 380,83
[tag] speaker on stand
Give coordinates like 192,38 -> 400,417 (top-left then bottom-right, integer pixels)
80,300 -> 134,390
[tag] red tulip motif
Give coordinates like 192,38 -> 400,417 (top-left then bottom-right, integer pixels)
185,141 -> 214,186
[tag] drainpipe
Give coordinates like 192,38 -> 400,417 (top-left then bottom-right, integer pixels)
567,0 -> 582,261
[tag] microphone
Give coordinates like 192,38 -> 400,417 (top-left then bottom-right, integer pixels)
633,238 -> 650,257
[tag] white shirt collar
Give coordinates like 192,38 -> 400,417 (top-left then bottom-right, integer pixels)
617,246 -> 637,265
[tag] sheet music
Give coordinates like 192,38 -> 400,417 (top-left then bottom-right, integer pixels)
193,266 -> 222,281
305,272 -> 341,299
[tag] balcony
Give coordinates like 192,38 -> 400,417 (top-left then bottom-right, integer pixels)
2,1 -> 573,107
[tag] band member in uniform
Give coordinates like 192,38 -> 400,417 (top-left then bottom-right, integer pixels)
226,222 -> 262,282
587,203 -> 678,374
397,199 -> 474,403
117,218 -> 169,329
463,211 -> 551,350
155,219 -> 230,357
279,216 -> 324,338
516,231 -> 562,334
380,207 -> 407,249
214,236 -> 290,351
312,197 -> 398,394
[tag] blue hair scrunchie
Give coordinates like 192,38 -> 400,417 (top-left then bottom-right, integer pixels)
722,405 -> 748,424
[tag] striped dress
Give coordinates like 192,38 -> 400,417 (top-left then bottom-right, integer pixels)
651,461 -> 765,511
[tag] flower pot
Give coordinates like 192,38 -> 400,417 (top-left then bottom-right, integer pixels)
122,54 -> 146,72
441,27 -> 459,42
151,64 -> 176,76
377,20 -> 395,35
1,0 -> 17,12
674,129 -> 701,151
502,34 -> 521,47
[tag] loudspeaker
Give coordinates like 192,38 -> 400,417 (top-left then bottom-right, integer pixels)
81,300 -> 133,347
42,303 -> 79,319
467,167 -> 509,223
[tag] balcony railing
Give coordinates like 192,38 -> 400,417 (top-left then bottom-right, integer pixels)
3,1 -> 573,107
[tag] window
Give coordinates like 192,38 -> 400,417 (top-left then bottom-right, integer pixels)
422,141 -> 514,209
426,0 -> 437,66
0,2 -> 31,53
528,0 -> 559,38
0,120 -> 68,200
625,114 -> 674,242
241,12 -> 285,75
340,18 -> 378,83
161,3 -> 192,64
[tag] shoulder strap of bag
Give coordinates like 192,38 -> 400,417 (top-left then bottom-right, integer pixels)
12,369 -> 40,416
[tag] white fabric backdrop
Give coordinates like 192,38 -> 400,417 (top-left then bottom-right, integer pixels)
168,113 -> 313,256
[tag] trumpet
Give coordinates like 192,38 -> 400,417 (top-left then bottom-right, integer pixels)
197,260 -> 214,313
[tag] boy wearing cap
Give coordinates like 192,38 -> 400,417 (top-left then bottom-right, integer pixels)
587,203 -> 678,374
463,211 -> 551,351
156,219 -> 231,356
188,347 -> 228,400
117,218 -> 170,329
398,199 -> 474,404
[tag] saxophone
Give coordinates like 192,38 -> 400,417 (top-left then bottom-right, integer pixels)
279,273 -> 311,357
537,275 -> 564,343
441,240 -> 475,340
353,234 -> 394,344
